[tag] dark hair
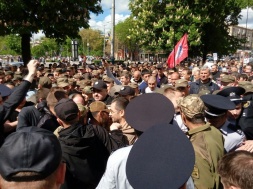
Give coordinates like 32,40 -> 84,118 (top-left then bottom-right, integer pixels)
112,97 -> 129,111
248,76 -> 253,82
36,88 -> 50,103
239,73 -> 248,81
120,73 -> 131,79
185,114 -> 205,124
231,72 -> 240,80
141,69 -> 151,76
218,151 -> 253,189
182,68 -> 192,75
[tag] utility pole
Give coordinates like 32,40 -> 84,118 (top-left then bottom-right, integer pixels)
103,25 -> 106,58
111,0 -> 115,64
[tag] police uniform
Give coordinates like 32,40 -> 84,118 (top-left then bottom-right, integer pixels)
239,94 -> 253,140
220,121 -> 245,152
201,94 -> 245,152
237,82 -> 253,140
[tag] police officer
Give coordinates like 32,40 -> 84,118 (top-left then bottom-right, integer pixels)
238,81 -> 253,140
201,94 -> 245,152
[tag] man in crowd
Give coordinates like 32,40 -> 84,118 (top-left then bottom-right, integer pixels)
89,101 -> 112,131
139,69 -> 151,93
54,98 -> 126,189
170,72 -> 180,87
190,66 -> 220,94
201,94 -> 245,152
109,97 -> 137,145
115,86 -> 136,101
180,95 -> 224,189
156,64 -> 168,87
218,151 -> 253,189
0,59 -> 38,144
92,80 -> 114,105
0,127 -> 66,189
211,64 -> 221,81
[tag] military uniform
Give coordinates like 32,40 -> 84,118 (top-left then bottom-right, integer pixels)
180,95 -> 224,189
187,123 -> 224,189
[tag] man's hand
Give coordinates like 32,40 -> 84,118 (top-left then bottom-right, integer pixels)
27,60 -> 39,75
110,123 -> 122,131
237,140 -> 253,152
24,60 -> 39,83
102,59 -> 109,68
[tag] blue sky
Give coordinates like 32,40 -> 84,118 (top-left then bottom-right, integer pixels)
34,0 -> 253,38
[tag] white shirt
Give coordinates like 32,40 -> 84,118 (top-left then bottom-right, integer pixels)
96,146 -> 134,189
97,144 -> 195,189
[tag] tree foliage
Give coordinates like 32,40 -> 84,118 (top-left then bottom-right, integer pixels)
236,0 -> 253,8
0,0 -> 103,64
115,17 -> 139,59
79,28 -> 103,56
31,38 -> 59,58
129,0 -> 243,59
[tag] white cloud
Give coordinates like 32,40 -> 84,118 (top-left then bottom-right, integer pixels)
238,8 -> 253,29
89,14 -> 130,34
101,0 -> 130,14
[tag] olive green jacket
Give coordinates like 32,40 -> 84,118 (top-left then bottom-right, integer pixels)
187,123 -> 224,189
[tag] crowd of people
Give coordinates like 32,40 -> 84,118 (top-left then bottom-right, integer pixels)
0,58 -> 253,188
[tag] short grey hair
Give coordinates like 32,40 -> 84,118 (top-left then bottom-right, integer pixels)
200,66 -> 210,73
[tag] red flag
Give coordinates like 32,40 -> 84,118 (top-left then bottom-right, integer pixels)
167,34 -> 188,68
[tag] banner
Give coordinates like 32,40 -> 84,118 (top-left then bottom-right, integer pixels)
167,34 -> 188,68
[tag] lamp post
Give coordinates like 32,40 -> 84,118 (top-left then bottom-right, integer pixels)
103,25 -> 106,58
111,0 -> 115,64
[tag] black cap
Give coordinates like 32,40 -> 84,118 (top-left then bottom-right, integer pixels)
54,98 -> 79,121
0,127 -> 62,181
0,84 -> 12,97
126,123 -> 195,189
200,94 -> 236,116
92,80 -> 107,90
115,86 -> 135,96
125,93 -> 174,132
217,86 -> 245,104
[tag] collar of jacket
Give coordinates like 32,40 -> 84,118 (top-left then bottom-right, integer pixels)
187,122 -> 211,136
196,79 -> 212,86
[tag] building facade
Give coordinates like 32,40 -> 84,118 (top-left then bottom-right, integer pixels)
229,25 -> 253,51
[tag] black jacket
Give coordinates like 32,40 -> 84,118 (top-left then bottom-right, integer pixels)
0,80 -> 31,144
59,123 -> 126,189
189,79 -> 220,94
239,94 -> 253,140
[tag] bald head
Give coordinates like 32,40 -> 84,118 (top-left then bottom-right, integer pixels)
133,71 -> 141,82
171,72 -> 180,86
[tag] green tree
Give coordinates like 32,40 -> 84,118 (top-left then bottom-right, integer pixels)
0,35 -> 21,55
31,38 -> 59,58
0,0 -> 102,64
5,34 -> 21,54
236,0 -> 253,8
115,17 -> 139,60
79,28 -> 103,56
129,0 -> 243,60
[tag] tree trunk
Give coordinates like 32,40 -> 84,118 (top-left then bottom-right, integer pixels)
21,33 -> 31,66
